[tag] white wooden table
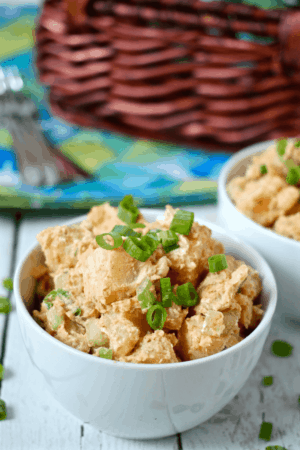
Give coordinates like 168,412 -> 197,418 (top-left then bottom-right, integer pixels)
0,205 -> 299,450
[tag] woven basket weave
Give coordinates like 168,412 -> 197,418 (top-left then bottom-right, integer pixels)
35,0 -> 300,150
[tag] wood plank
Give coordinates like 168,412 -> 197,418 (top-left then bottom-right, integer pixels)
0,214 -> 15,356
180,310 -> 300,449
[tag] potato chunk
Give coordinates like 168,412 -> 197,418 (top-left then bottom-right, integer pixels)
119,330 -> 179,364
273,212 -> 300,242
83,246 -> 169,310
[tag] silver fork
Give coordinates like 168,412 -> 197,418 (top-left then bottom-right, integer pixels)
0,66 -> 67,186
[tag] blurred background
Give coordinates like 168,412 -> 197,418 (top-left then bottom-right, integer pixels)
0,0 -> 299,211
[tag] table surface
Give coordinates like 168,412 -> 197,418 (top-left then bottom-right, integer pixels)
0,205 -> 299,450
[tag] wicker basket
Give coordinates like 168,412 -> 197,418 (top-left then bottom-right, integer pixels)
35,0 -> 300,151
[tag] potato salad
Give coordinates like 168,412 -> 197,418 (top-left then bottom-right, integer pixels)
33,197 -> 263,364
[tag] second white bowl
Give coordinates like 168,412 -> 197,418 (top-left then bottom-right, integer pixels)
218,140 -> 300,320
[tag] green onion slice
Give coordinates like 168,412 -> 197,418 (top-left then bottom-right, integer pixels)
170,210 -> 194,235
0,399 -> 6,421
123,236 -> 157,262
286,167 -> 300,185
176,282 -> 199,307
294,140 -> 300,148
96,232 -> 123,250
137,278 -> 157,309
146,304 -> 167,330
146,229 -> 162,241
0,297 -> 11,314
158,230 -> 179,252
163,243 -> 180,254
160,277 -> 177,308
259,421 -> 273,441
118,195 -> 139,224
277,139 -> 287,157
271,340 -> 293,357
112,225 -> 141,238
127,223 -> 146,229
262,376 -> 273,386
208,254 -> 228,273
98,348 -> 113,359
44,300 -> 53,310
0,364 -> 4,380
74,308 -> 82,316
2,277 -> 13,292
260,164 -> 268,175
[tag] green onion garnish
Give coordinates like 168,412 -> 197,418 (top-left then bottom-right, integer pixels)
0,399 -> 6,421
127,223 -> 146,229
259,422 -> 273,441
146,229 -> 162,241
265,446 -> 288,450
260,164 -> 268,175
170,210 -> 194,235
44,289 -> 70,302
0,364 -> 4,380
96,232 -> 123,250
2,277 -> 13,292
160,278 -> 175,308
98,348 -> 113,359
271,340 -> 293,357
294,140 -> 300,148
175,282 -> 199,307
262,376 -> 273,386
0,297 -> 11,314
137,278 -> 157,309
277,139 -> 287,157
123,236 -> 156,262
74,308 -> 82,316
112,225 -> 141,238
44,300 -> 53,310
158,230 -> 179,254
208,254 -> 228,273
146,304 -> 167,330
286,167 -> 300,185
118,195 -> 139,224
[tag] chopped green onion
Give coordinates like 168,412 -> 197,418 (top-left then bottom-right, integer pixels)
170,210 -> 194,235
160,278 -> 174,308
0,364 -> 4,380
294,140 -> 300,148
112,225 -> 141,238
271,340 -> 293,357
158,230 -> 179,254
98,348 -> 113,359
262,376 -> 273,386
123,236 -> 156,262
118,195 -> 139,224
137,278 -> 157,309
277,139 -> 287,157
0,399 -> 6,421
142,235 -> 159,254
260,164 -> 268,175
208,254 -> 228,273
163,243 -> 180,254
175,282 -> 199,307
96,232 -> 123,250
146,229 -> 162,242
146,304 -> 167,330
74,308 -> 82,316
259,422 -> 273,441
0,297 -> 11,314
286,167 -> 300,185
265,446 -> 288,450
2,277 -> 13,292
74,249 -> 78,257
127,223 -> 146,229
44,289 -> 70,302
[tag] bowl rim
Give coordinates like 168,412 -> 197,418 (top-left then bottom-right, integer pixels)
218,139 -> 300,249
14,211 -> 277,371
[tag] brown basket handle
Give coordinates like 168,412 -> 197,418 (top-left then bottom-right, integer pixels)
63,0 -> 89,25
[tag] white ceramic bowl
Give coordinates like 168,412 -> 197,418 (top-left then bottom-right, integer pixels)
14,211 -> 277,440
218,140 -> 300,320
